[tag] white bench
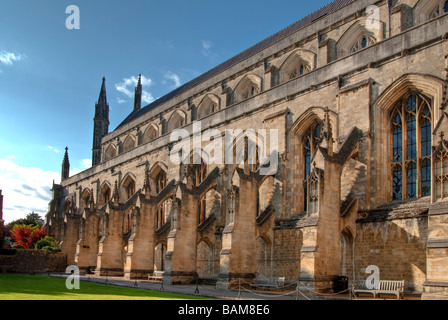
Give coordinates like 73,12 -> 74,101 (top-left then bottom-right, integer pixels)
353,280 -> 405,300
376,280 -> 405,300
148,270 -> 164,282
250,276 -> 285,290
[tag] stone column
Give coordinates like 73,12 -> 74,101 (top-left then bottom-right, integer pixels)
75,211 -> 100,273
96,205 -> 124,277
123,200 -> 155,279
164,187 -> 198,285
298,160 -> 342,294
60,215 -> 80,266
422,202 -> 448,300
217,169 -> 258,289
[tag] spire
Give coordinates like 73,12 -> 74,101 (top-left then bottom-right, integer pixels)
93,77 -> 110,166
134,74 -> 142,112
62,147 -> 70,181
98,77 -> 107,106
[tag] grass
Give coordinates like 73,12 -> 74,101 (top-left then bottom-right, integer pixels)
0,274 -> 214,300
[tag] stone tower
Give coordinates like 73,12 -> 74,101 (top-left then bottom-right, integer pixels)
92,77 -> 110,166
134,74 -> 142,113
61,147 -> 70,181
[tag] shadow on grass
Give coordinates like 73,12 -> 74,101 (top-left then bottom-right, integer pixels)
0,274 -> 213,300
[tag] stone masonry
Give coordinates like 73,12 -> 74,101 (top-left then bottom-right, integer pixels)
46,0 -> 448,299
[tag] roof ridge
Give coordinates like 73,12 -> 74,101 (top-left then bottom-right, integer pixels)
116,0 -> 357,130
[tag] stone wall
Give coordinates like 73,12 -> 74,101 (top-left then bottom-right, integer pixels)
272,228 -> 302,281
354,217 -> 428,293
0,249 -> 67,273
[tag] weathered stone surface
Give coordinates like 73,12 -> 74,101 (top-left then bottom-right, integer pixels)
44,0 -> 448,299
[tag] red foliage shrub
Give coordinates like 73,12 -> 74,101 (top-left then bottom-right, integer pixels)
10,224 -> 47,249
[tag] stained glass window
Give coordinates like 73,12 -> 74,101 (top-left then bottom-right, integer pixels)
393,165 -> 402,200
391,93 -> 432,200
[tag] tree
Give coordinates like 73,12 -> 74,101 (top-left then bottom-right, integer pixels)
6,212 -> 45,231
10,224 -> 47,249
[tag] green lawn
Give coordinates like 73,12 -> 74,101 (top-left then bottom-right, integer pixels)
0,274 -> 213,300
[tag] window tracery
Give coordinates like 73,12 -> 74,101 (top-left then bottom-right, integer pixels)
434,133 -> 448,200
391,93 -> 432,200
303,122 -> 322,210
350,35 -> 376,54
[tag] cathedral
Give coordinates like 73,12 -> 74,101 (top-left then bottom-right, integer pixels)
46,0 -> 448,299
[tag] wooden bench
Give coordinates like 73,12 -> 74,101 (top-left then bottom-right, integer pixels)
250,276 -> 285,290
352,280 -> 376,298
353,280 -> 404,300
148,271 -> 164,282
375,280 -> 405,300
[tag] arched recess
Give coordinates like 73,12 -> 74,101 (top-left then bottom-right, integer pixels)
156,198 -> 172,230
99,181 -> 112,206
233,74 -> 263,103
62,199 -> 74,216
256,235 -> 272,276
196,238 -> 216,278
154,242 -> 167,271
198,187 -> 220,225
288,107 -> 338,214
336,17 -> 384,58
142,124 -> 159,144
81,188 -> 92,209
167,110 -> 187,132
374,74 -> 444,121
415,0 -> 448,24
279,49 -> 316,83
197,93 -> 220,119
121,173 -> 137,202
122,135 -> 136,153
187,149 -> 210,186
228,129 -> 265,170
149,162 -> 168,195
340,228 -> 355,280
257,175 -> 279,217
373,74 -> 444,203
104,144 -> 117,162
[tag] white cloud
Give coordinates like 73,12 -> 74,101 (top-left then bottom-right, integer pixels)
80,159 -> 92,169
164,71 -> 181,89
201,40 -> 217,60
202,40 -> 213,51
0,51 -> 25,66
70,159 -> 93,176
115,74 -> 154,104
7,155 -> 16,159
0,159 -> 60,225
47,145 -> 60,153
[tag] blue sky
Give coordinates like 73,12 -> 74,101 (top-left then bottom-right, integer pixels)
0,0 -> 331,223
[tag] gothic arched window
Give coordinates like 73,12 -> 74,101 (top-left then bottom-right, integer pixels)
350,35 -> 376,54
198,195 -> 207,225
391,93 -> 432,200
126,179 -> 136,200
194,161 -> 207,186
155,170 -> 167,194
429,0 -> 448,19
157,203 -> 165,229
303,122 -> 322,210
289,64 -> 308,80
